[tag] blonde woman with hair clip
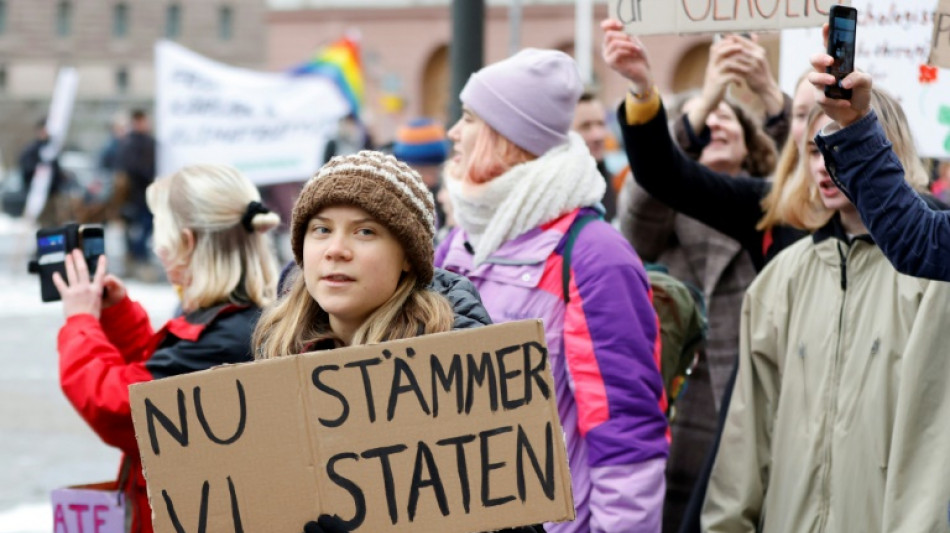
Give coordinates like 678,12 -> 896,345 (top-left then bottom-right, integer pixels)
53,164 -> 280,533
701,84 -> 950,531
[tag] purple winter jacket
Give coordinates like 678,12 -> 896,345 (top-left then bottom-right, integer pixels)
435,208 -> 670,532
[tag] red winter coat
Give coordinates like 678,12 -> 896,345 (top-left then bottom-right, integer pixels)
58,295 -> 260,533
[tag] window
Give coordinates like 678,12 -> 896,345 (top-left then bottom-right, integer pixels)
165,4 -> 181,39
0,1 -> 7,35
56,1 -> 72,37
116,67 -> 128,94
113,3 -> 128,38
218,5 -> 232,41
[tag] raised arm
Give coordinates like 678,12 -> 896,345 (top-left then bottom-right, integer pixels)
818,112 -> 950,280
809,33 -> 950,281
603,19 -> 772,268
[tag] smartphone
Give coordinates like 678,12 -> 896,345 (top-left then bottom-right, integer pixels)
825,5 -> 858,100
33,223 -> 105,302
79,224 -> 105,276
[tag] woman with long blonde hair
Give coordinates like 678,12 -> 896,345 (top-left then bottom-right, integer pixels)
54,164 -> 281,533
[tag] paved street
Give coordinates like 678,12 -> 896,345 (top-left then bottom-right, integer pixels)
0,216 -> 179,532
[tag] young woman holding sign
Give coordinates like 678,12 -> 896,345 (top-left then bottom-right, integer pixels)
252,151 -> 543,533
54,164 -> 281,533
252,150 -> 461,354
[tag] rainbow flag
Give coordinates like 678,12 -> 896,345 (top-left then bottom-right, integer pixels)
290,37 -> 364,116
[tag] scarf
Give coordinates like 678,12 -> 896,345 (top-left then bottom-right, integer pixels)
446,132 -> 605,265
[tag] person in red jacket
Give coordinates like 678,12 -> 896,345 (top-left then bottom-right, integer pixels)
53,164 -> 281,533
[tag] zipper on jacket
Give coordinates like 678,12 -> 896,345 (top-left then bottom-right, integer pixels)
818,241 -> 850,532
837,242 -> 848,290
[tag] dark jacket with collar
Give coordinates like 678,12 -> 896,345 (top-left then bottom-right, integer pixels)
277,262 -> 492,330
818,109 -> 950,281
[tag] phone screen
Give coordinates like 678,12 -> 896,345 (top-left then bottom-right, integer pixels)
826,7 -> 858,99
82,234 -> 105,257
37,233 -> 66,265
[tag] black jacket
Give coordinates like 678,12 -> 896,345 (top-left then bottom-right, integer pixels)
618,102 -> 807,271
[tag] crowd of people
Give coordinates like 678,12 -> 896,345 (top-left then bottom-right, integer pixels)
46,16 -> 950,533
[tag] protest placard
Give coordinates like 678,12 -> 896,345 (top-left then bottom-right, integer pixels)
155,41 -> 351,186
130,321 -> 574,533
929,0 -> 950,68
608,0 -> 844,35
50,483 -> 125,533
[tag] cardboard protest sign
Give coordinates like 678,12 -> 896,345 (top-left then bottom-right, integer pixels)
780,0 -> 950,158
155,41 -> 350,186
609,0 -> 845,35
930,0 -> 950,68
130,321 -> 574,532
51,483 -> 125,533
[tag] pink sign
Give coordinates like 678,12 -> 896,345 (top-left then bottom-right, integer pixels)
50,485 -> 125,533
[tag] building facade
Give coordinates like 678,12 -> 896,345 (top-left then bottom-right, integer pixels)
267,0 -> 780,145
0,1 -> 782,174
0,0 -> 267,168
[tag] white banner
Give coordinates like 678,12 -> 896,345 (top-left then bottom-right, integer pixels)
156,41 -> 350,185
780,0 -> 950,158
24,67 -> 78,221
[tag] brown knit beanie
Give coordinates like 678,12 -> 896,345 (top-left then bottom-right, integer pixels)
291,150 -> 437,287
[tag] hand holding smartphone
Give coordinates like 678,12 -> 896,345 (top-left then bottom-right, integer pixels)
825,4 -> 858,100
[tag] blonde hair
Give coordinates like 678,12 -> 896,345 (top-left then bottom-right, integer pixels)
756,135 -> 803,231
459,116 -> 536,184
784,88 -> 929,231
253,269 -> 455,358
146,164 -> 281,311
758,72 -> 812,232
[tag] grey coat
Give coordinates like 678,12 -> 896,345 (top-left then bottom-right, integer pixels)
618,172 -> 758,533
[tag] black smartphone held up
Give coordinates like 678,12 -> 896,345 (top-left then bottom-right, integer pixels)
825,4 -> 858,100
32,223 -> 105,302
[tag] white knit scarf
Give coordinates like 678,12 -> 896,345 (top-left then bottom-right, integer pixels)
446,132 -> 606,265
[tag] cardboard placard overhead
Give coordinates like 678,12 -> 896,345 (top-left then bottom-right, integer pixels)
608,0 -> 847,35
930,0 -> 950,68
130,321 -> 575,532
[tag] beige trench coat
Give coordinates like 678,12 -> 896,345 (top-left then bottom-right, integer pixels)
703,231 -> 950,532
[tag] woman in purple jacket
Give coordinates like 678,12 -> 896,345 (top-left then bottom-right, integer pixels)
435,48 -> 669,532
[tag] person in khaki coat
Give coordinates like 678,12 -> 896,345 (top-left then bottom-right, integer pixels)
702,85 -> 950,532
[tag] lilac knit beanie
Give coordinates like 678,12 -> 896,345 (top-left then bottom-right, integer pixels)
460,48 -> 583,156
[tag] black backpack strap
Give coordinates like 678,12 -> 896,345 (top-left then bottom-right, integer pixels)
561,213 -> 602,304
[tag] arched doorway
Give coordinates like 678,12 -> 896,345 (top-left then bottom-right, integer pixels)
421,44 -> 449,124
671,41 -> 711,93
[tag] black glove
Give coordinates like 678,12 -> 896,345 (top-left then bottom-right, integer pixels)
302,514 -> 350,533
497,526 -> 546,533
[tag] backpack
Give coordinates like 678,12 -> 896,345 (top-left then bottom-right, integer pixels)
560,213 -> 708,420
